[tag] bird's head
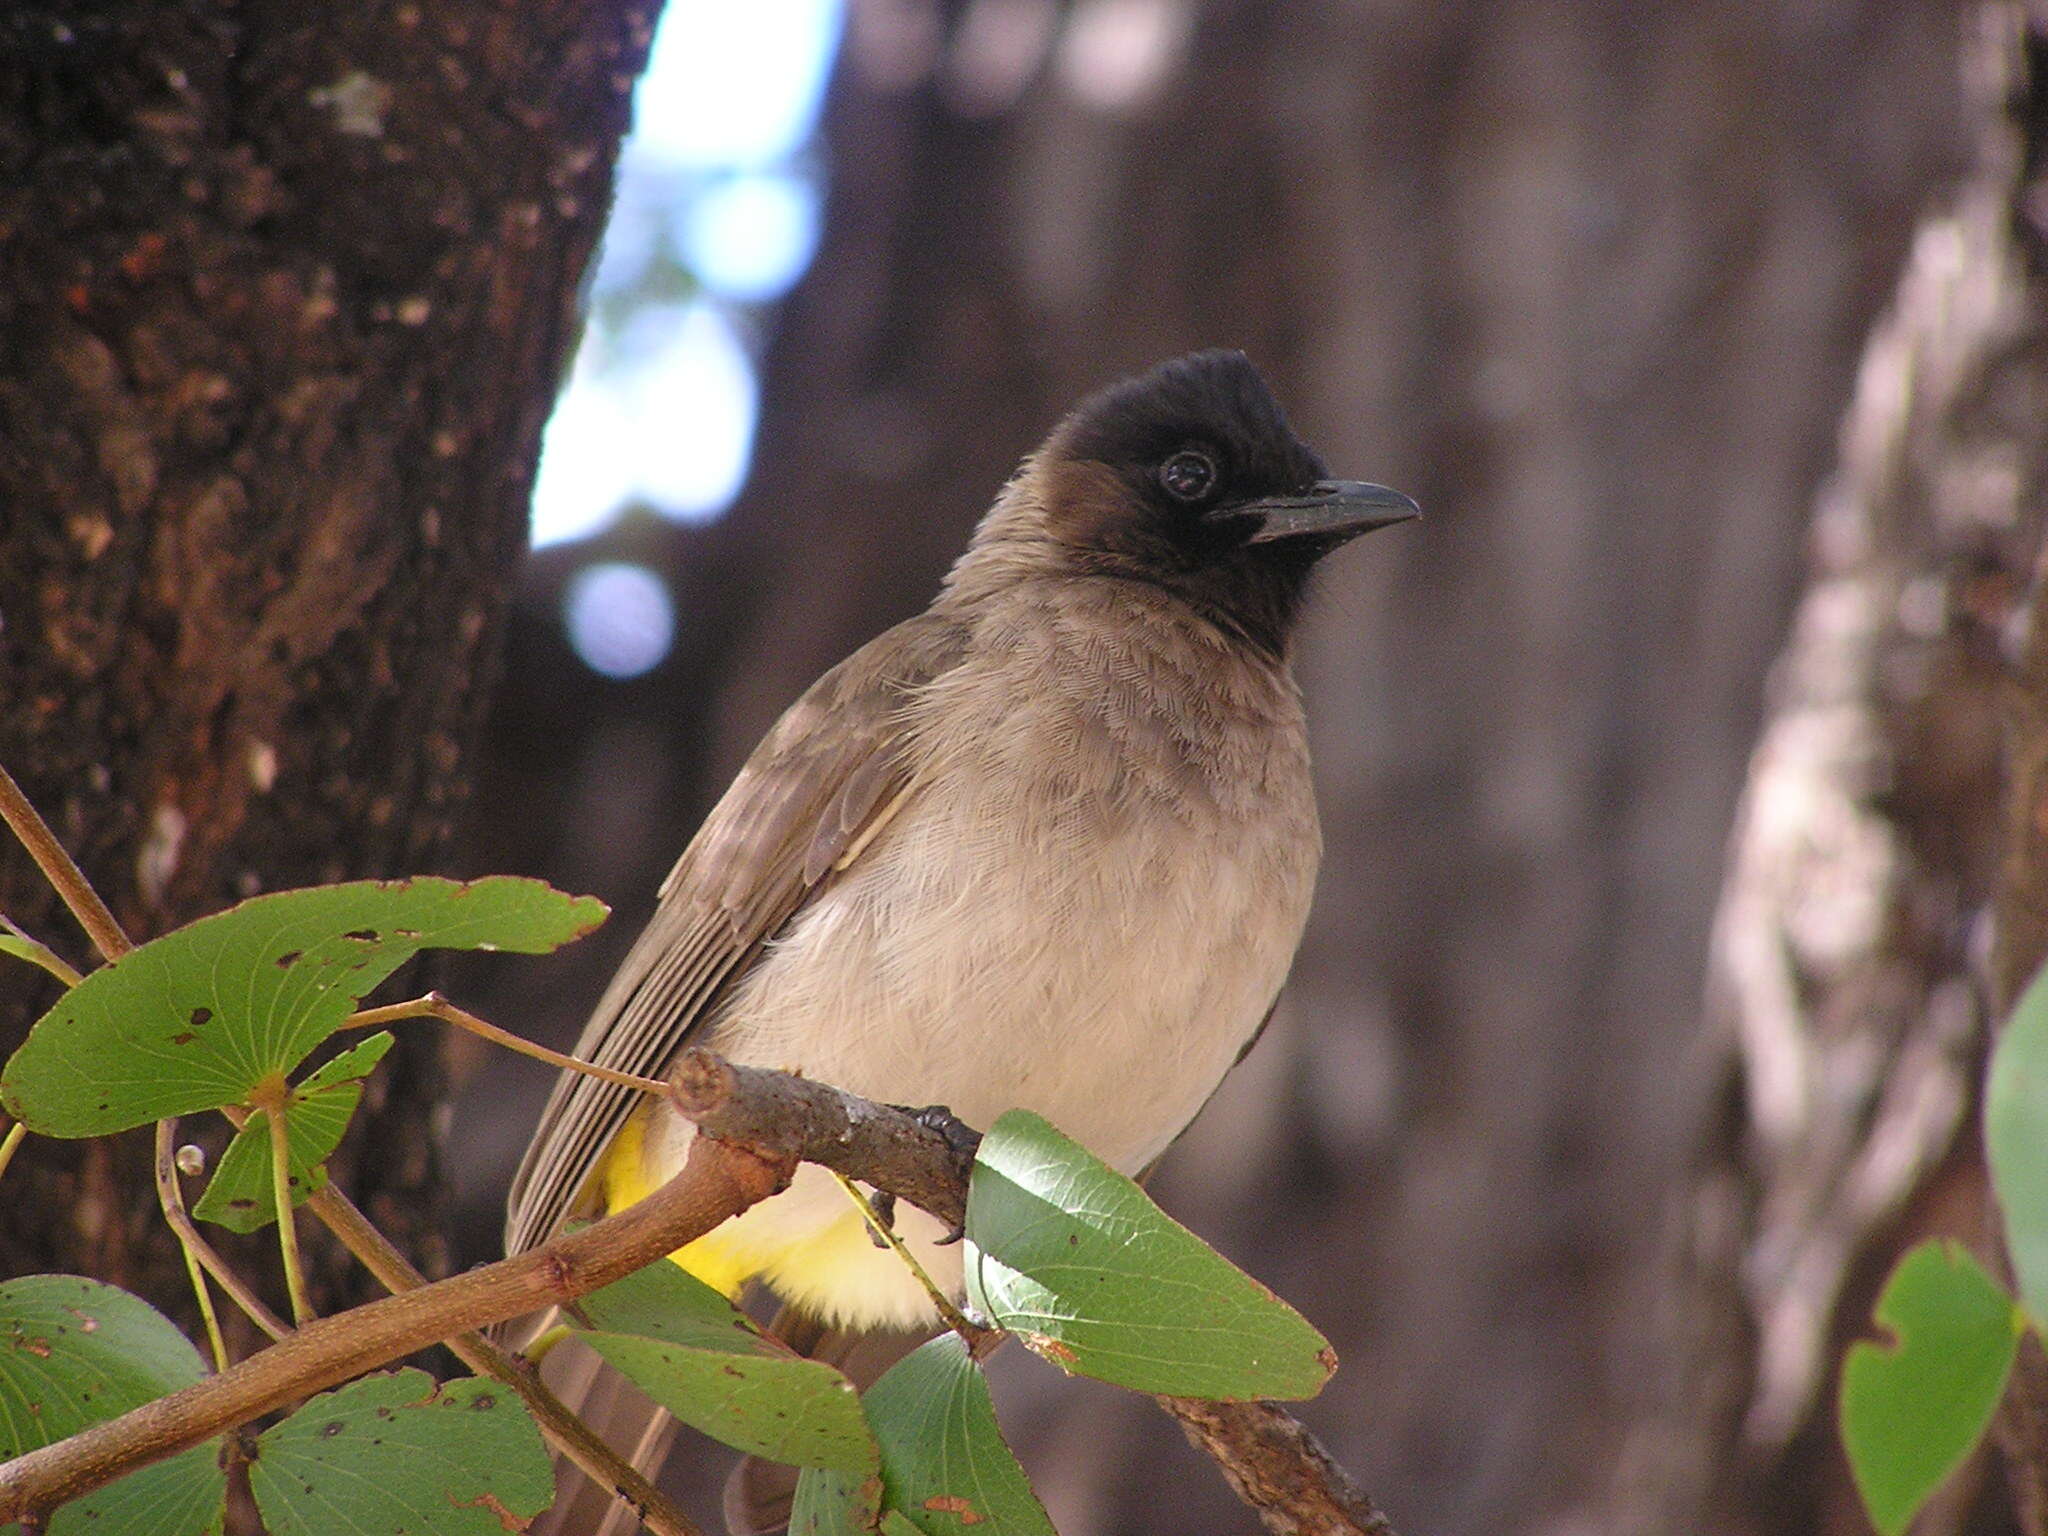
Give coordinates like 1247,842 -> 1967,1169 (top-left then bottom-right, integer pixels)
959,350 -> 1416,655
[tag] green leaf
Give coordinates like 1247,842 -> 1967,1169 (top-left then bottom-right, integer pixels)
248,1369 -> 550,1536
575,1260 -> 877,1472
1,877 -> 605,1136
573,1248 -> 785,1345
866,1337 -> 1053,1536
1841,1241 -> 2021,1536
790,1470 -> 919,1536
1989,958 -> 2048,1326
191,1033 -> 394,1232
791,1468 -> 886,1536
297,1031 -> 400,1096
0,1276 -> 224,1536
965,1110 -> 1334,1399
42,1450 -> 227,1536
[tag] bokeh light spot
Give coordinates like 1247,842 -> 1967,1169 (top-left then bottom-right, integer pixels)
685,174 -> 823,301
563,562 -> 678,679
633,0 -> 843,169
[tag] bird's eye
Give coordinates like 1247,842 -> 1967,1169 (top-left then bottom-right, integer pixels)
1158,449 -> 1218,504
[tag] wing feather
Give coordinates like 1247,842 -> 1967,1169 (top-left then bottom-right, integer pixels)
504,612 -> 970,1256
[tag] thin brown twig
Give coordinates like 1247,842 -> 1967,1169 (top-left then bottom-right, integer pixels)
150,1120 -> 290,1345
666,1048 -> 978,1233
0,765 -> 132,962
303,1185 -> 703,1536
0,1131 -> 791,1521
345,993 -> 669,1096
152,1122 -> 230,1371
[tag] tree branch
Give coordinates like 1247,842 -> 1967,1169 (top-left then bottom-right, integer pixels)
0,1131 -> 791,1521
1160,1398 -> 1397,1536
3,1048 -> 1399,1536
673,1048 -> 1400,1536
667,1047 -> 977,1234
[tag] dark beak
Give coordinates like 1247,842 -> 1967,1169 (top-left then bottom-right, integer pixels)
1226,480 -> 1421,545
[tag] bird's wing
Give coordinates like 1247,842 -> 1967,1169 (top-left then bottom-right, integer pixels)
504,611 -> 972,1256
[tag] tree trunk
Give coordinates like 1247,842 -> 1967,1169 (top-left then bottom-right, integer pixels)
0,0 -> 651,1317
1662,8 -> 2048,1533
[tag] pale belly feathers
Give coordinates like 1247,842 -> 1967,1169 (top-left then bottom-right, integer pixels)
634,592 -> 1320,1327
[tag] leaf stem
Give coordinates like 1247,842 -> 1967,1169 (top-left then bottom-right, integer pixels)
0,765 -> 132,962
0,1121 -> 25,1186
178,1246 -> 229,1375
0,918 -> 83,987
829,1171 -> 979,1340
345,992 -> 669,1096
153,1119 -> 289,1346
261,1096 -> 314,1326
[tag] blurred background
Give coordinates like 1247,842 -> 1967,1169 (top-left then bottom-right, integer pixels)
438,1 -> 1996,1532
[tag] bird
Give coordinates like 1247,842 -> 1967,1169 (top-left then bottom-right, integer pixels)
504,349 -> 1416,1534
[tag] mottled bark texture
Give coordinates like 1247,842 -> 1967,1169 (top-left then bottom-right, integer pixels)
1649,8 -> 2048,1535
458,1 -> 1985,1531
0,0 -> 652,1315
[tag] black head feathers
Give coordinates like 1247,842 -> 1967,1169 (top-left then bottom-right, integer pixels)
1009,350 -> 1412,655
1055,349 -> 1329,518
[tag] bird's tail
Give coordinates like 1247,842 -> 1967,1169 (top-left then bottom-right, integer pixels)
526,1324 -> 681,1536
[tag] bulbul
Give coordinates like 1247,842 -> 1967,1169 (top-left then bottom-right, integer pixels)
505,349 -> 1415,1532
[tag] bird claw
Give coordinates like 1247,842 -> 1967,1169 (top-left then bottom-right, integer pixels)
862,1189 -> 897,1247
917,1106 -> 976,1245
879,1103 -> 978,1244
903,1102 -> 983,1162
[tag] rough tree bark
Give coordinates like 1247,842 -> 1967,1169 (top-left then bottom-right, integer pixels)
1653,7 -> 2048,1534
459,1 -> 1978,1531
0,0 -> 653,1315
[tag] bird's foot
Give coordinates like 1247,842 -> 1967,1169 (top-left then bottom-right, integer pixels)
885,1102 -> 981,1245
902,1102 -> 983,1161
861,1189 -> 897,1247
